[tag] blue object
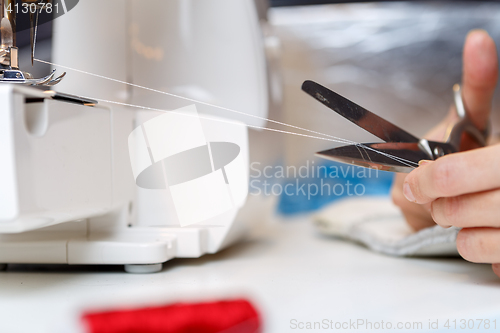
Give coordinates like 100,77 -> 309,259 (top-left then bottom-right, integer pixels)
276,160 -> 394,216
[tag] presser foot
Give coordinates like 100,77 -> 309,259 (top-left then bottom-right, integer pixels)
0,69 -> 66,86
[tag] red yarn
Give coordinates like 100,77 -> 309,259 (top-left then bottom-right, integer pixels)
82,299 -> 261,333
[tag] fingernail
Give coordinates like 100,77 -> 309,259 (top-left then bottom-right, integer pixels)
468,28 -> 489,37
456,232 -> 470,260
418,160 -> 433,166
403,183 -> 416,202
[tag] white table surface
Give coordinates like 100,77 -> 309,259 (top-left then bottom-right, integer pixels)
1,205 -> 500,333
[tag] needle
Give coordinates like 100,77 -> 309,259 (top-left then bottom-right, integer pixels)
30,9 -> 39,66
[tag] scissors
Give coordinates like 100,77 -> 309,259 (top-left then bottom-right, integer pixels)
302,80 -> 488,173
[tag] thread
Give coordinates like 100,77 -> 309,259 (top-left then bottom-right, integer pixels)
35,58 -> 417,169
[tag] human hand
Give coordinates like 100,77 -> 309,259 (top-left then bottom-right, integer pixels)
391,30 -> 500,275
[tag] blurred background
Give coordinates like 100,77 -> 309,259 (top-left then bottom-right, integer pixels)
250,1 -> 500,215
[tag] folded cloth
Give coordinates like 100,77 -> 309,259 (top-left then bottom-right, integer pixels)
82,299 -> 261,333
313,196 -> 460,257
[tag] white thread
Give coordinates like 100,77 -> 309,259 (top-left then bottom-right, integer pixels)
89,97 -> 343,143
60,0 -> 68,13
35,58 -> 417,169
34,58 -> 354,144
90,96 -> 417,169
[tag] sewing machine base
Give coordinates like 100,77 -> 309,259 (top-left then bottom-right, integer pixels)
0,205 -> 241,273
0,84 -> 250,273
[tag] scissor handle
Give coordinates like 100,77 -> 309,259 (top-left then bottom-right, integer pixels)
445,84 -> 489,150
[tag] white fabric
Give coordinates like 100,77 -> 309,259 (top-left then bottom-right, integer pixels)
313,196 -> 460,256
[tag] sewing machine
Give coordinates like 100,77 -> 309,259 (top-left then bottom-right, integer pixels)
0,0 -> 270,273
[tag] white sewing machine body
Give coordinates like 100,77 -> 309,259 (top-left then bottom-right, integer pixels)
0,0 -> 269,273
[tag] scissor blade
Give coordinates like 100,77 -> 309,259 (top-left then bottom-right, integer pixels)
315,142 -> 430,173
302,80 -> 419,143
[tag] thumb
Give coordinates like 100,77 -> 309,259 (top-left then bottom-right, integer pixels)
462,29 -> 498,131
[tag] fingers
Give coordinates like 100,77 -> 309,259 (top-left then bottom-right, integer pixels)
403,144 -> 500,204
391,174 -> 434,231
457,228 -> 500,263
462,30 -> 498,130
400,206 -> 434,231
431,189 -> 500,228
392,30 -> 499,233
492,263 -> 500,278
